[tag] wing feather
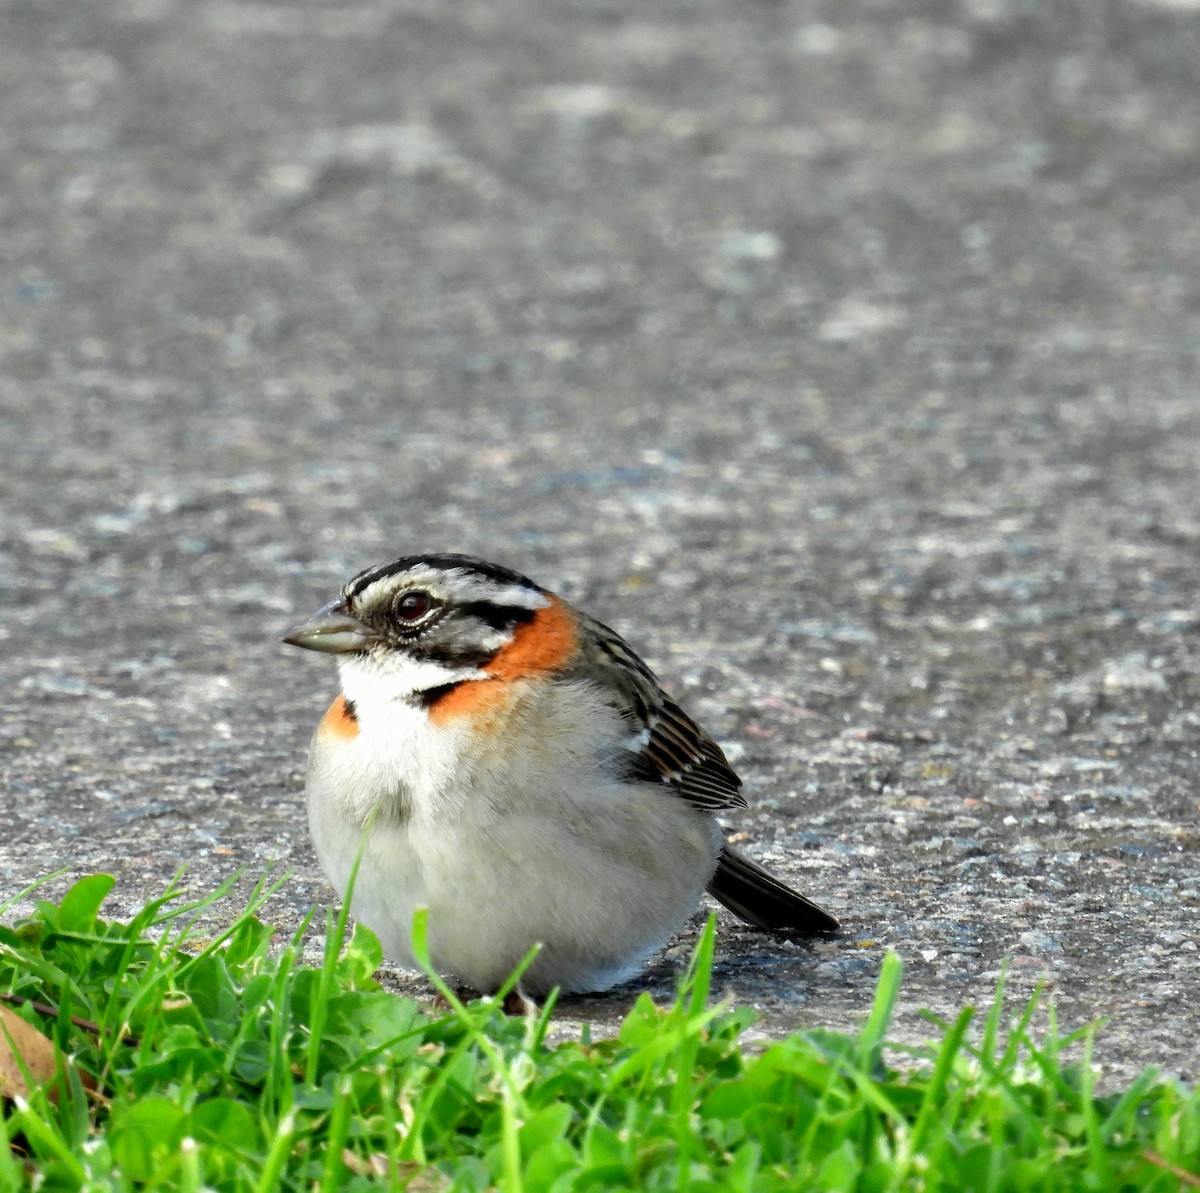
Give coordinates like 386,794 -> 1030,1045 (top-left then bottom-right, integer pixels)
563,612 -> 747,812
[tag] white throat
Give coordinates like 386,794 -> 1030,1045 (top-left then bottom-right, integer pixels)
336,651 -> 484,707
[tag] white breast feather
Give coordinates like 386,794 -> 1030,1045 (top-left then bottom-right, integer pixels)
305,666 -> 722,992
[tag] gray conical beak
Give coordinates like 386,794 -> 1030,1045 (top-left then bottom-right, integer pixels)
283,599 -> 376,654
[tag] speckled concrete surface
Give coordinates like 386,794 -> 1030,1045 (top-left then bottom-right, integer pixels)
2,1 -> 1198,1086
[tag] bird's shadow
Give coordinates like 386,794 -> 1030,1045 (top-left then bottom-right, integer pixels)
371,916 -> 837,1022
546,921 -> 837,1021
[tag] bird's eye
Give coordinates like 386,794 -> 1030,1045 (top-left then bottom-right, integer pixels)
394,590 -> 434,623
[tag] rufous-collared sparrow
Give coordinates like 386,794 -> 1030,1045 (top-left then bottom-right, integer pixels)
284,553 -> 838,995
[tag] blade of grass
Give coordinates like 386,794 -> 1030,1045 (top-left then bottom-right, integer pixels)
319,1074 -> 355,1192
1098,1067 -> 1161,1145
173,867 -> 293,976
527,986 -> 560,1054
305,845 -> 365,1087
858,951 -> 902,1073
672,915 -> 717,1187
0,869 -> 72,919
979,960 -> 1008,1072
408,907 -> 528,1193
7,1098 -> 88,1186
905,1005 -> 975,1183
254,1107 -> 298,1193
1076,1029 -> 1115,1190
178,1136 -> 201,1193
0,1100 -> 23,1193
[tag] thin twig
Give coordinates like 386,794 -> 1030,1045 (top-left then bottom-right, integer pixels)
0,992 -> 139,1048
1143,1150 -> 1200,1188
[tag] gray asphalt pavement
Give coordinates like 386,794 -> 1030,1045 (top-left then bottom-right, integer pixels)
2,0 -> 1198,1085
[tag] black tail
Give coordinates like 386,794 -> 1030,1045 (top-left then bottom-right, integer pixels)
707,845 -> 839,937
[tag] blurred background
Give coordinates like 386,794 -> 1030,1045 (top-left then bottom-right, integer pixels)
2,0 -> 1198,1077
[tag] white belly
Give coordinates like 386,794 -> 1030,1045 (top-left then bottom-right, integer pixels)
304,678 -> 722,993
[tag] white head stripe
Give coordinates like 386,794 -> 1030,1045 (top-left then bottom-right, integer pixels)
469,583 -> 551,611
352,566 -> 550,614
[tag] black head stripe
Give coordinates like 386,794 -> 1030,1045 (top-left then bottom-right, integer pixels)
457,599 -> 539,633
345,553 -> 543,602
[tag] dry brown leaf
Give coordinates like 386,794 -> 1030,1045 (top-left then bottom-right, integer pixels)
340,1148 -> 389,1177
0,1005 -> 59,1101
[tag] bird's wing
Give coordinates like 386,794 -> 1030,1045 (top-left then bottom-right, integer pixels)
564,610 -> 841,938
566,612 -> 747,813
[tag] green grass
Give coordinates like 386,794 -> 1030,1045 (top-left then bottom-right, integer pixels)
0,873 -> 1197,1192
